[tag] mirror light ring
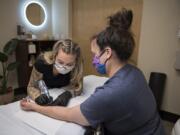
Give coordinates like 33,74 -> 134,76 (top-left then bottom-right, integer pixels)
23,0 -> 47,29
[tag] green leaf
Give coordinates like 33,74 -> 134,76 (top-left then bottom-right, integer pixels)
7,62 -> 19,71
3,38 -> 18,55
0,52 -> 8,62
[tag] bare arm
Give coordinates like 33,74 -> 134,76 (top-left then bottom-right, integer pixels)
36,105 -> 89,126
20,100 -> 90,126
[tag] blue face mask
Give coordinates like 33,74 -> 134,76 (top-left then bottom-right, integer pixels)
92,56 -> 106,74
92,50 -> 107,74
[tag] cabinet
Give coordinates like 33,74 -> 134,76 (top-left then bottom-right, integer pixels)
16,40 -> 57,89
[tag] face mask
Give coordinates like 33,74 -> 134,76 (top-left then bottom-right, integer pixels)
54,62 -> 74,74
92,56 -> 106,74
92,49 -> 109,74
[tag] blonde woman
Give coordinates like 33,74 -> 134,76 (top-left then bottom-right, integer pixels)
27,39 -> 83,106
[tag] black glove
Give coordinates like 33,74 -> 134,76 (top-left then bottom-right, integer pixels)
50,91 -> 72,106
35,94 -> 53,106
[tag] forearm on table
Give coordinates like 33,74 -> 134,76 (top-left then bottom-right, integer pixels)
33,105 -> 90,126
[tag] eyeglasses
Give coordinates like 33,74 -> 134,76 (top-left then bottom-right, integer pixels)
55,60 -> 75,67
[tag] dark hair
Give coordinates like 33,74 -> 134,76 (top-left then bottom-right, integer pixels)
96,8 -> 135,62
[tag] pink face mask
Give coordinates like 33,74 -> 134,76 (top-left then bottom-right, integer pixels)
92,50 -> 107,74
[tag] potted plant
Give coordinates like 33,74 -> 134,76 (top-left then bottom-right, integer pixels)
0,38 -> 19,104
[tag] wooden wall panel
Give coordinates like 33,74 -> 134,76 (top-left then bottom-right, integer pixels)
72,0 -> 143,75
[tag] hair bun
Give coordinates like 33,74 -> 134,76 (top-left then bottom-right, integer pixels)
108,8 -> 133,31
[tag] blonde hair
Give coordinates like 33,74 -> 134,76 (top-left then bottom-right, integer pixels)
43,39 -> 83,95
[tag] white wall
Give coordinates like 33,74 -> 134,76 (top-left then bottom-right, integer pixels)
138,0 -> 180,114
0,0 -> 18,50
0,0 -> 20,88
52,0 -> 72,39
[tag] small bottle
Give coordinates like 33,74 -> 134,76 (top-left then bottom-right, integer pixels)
38,80 -> 50,98
29,55 -> 35,67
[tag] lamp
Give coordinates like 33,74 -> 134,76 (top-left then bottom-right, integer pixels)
22,0 -> 47,30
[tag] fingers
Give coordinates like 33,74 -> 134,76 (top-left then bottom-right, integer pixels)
21,98 -> 29,104
20,99 -> 27,106
20,98 -> 33,111
20,100 -> 28,110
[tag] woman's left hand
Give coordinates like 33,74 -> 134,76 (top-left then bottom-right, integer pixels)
20,99 -> 39,111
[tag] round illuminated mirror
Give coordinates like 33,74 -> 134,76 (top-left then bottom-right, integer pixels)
26,3 -> 45,26
23,1 -> 47,29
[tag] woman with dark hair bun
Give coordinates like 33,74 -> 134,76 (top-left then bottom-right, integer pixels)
20,9 -> 165,135
84,9 -> 165,134
96,8 -> 135,63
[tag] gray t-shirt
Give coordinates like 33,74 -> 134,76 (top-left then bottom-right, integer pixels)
80,64 -> 165,135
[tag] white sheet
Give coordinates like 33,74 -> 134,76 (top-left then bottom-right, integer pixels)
0,75 -> 108,135
15,90 -> 87,135
0,101 -> 43,135
172,119 -> 180,135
